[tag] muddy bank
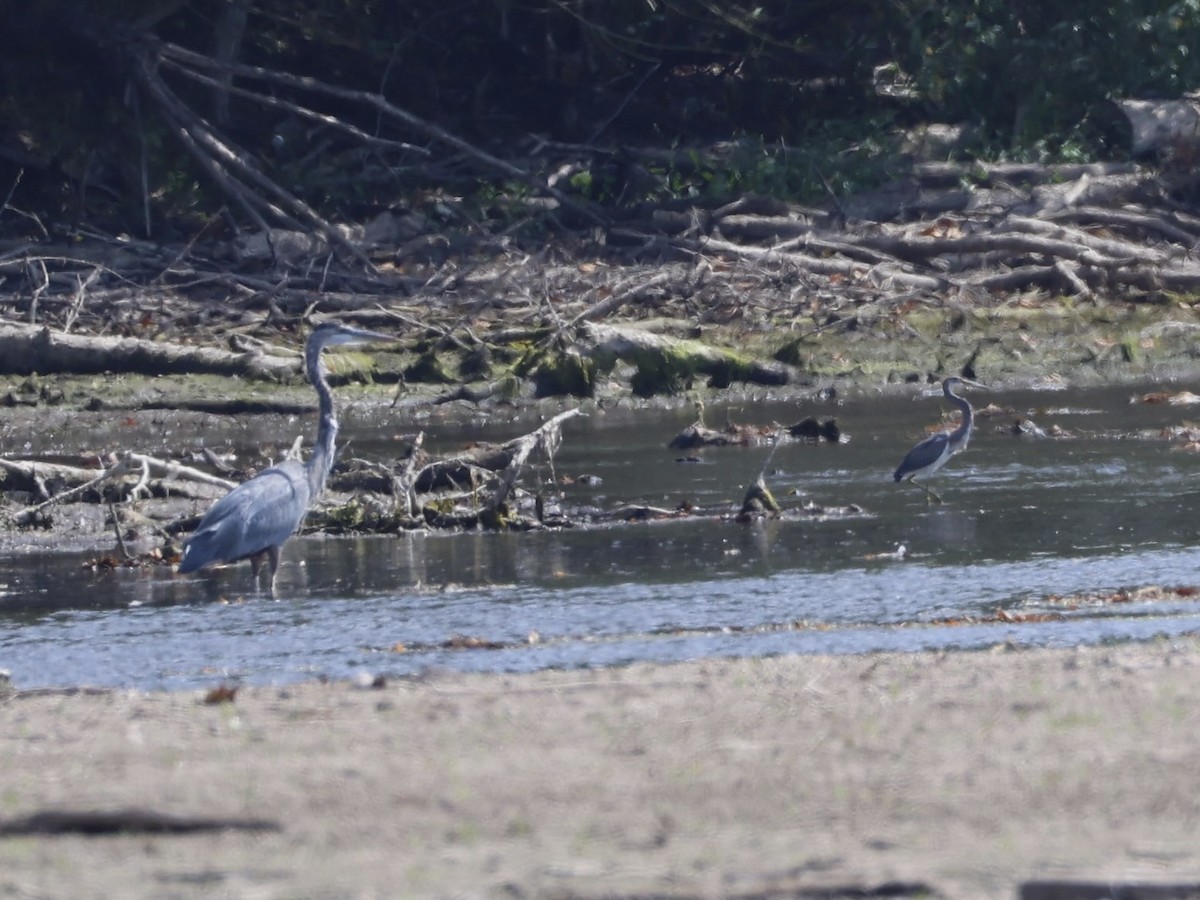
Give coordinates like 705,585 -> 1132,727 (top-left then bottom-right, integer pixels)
2,640 -> 1199,898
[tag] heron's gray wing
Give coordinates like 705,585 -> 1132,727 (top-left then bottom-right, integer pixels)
893,432 -> 950,481
178,463 -> 311,572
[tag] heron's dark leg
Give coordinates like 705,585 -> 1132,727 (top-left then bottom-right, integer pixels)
910,477 -> 943,505
249,551 -> 267,590
265,546 -> 282,598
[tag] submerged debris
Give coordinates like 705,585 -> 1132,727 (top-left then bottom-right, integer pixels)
736,476 -> 781,522
786,417 -> 843,443
1009,418 -> 1049,439
0,809 -> 278,836
668,415 -> 844,449
1039,584 -> 1199,608
667,420 -> 776,449
1132,390 -> 1200,406
862,543 -> 908,561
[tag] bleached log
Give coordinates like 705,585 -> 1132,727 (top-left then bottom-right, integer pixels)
0,324 -> 299,380
1116,98 -> 1200,156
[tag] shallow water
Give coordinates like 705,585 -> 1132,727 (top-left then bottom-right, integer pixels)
4,380 -> 1200,690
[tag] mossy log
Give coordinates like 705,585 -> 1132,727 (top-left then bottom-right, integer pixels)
580,322 -> 794,397
531,347 -> 597,398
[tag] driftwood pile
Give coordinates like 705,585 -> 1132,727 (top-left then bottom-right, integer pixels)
1,409 -> 603,561
4,155 -> 1200,405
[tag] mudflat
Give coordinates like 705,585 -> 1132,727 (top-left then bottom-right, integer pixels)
2,638 -> 1199,899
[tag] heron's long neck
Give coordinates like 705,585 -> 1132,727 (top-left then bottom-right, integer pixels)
950,392 -> 973,444
305,346 -> 339,497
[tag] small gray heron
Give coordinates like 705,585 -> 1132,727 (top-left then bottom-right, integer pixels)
893,376 -> 987,504
178,323 -> 394,595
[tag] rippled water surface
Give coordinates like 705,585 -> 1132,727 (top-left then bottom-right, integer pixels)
5,381 -> 1200,690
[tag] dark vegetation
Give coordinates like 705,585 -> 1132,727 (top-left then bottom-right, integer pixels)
3,1 -> 1199,238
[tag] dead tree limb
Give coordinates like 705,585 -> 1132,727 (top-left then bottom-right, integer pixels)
967,265 -> 1060,293
565,270 -> 676,329
913,161 -> 1138,189
0,457 -> 100,494
4,451 -> 236,528
160,55 -> 428,158
1044,205 -> 1200,245
394,431 -> 425,519
134,52 -> 375,269
122,452 -> 238,492
857,230 -> 1145,269
1000,215 -> 1174,264
487,408 -> 583,520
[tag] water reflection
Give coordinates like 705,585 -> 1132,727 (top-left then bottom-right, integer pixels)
3,382 -> 1200,690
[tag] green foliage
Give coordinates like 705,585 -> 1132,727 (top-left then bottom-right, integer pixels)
891,0 -> 1200,153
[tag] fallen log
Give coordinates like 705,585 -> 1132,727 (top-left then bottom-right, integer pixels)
913,160 -> 1137,189
0,325 -> 299,380
0,457 -> 98,498
122,452 -> 238,492
968,265 -> 1061,293
857,230 -> 1145,269
1109,262 -> 1200,293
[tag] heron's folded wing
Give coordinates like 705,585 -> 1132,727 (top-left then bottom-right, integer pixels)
893,432 -> 950,481
179,465 -> 310,571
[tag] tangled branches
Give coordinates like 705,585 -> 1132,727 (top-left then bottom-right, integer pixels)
126,37 -> 604,268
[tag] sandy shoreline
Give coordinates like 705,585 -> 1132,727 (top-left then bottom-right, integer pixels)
3,640 -> 1200,898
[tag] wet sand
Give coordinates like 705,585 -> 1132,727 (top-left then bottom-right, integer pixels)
3,639 -> 1200,898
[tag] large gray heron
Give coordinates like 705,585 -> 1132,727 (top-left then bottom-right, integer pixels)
178,323 -> 394,595
893,376 -> 987,504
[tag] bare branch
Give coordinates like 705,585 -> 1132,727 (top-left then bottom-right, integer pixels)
155,41 -> 607,227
